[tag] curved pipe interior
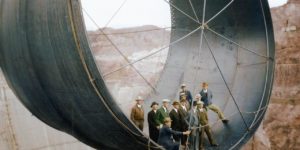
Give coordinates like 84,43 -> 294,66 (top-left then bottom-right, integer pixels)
0,0 -> 275,149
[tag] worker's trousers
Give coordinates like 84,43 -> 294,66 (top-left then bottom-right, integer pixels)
207,104 -> 225,120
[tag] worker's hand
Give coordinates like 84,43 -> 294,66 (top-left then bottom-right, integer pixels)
183,130 -> 191,135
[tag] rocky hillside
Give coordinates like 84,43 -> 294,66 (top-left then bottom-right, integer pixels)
0,1 -> 298,149
243,1 -> 300,149
88,25 -> 170,113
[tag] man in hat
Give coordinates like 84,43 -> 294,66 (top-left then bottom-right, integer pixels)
197,101 -> 218,149
169,101 -> 184,142
155,99 -> 170,129
179,84 -> 193,107
188,101 -> 200,150
200,82 -> 229,123
130,96 -> 144,130
194,94 -> 202,103
158,117 -> 191,150
148,102 -> 159,142
179,99 -> 189,147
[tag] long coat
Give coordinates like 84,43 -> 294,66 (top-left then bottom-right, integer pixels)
169,109 -> 183,141
155,107 -> 169,126
178,106 -> 189,130
158,125 -> 183,150
148,110 -> 159,142
189,109 -> 199,132
188,109 -> 199,150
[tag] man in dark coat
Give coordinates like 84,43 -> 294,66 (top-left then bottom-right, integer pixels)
178,99 -> 189,147
155,99 -> 170,128
169,101 -> 183,142
148,102 -> 159,142
179,84 -> 193,107
199,82 -> 228,123
158,117 -> 190,150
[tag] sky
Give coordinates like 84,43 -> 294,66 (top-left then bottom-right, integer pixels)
81,0 -> 288,30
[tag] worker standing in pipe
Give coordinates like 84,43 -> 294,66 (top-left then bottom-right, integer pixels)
197,101 -> 218,149
188,101 -> 200,150
194,94 -> 202,103
179,99 -> 189,148
148,102 -> 160,142
158,117 -> 191,150
130,96 -> 144,131
179,84 -> 193,107
155,99 -> 170,129
199,82 -> 229,123
169,101 -> 184,142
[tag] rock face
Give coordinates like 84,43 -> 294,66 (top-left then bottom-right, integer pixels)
88,25 -> 170,114
0,1 -> 299,149
242,1 -> 300,149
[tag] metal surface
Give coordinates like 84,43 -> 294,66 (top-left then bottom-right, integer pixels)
0,0 -> 275,150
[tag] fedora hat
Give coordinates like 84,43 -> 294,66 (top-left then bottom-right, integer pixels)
150,102 -> 159,108
172,100 -> 180,105
136,96 -> 143,101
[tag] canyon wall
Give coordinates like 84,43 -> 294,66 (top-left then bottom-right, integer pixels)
243,1 -> 300,149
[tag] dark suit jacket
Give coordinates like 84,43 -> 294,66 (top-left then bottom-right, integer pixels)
200,89 -> 213,106
158,126 -> 183,150
169,109 -> 182,131
148,110 -> 159,142
178,106 -> 189,130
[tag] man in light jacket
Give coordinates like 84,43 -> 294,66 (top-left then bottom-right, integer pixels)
130,96 -> 144,130
188,101 -> 200,150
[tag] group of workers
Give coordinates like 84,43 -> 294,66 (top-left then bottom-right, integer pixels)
130,82 -> 229,150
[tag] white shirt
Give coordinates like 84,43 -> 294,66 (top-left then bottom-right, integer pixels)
137,104 -> 142,108
163,106 -> 167,112
154,110 -> 157,113
174,108 -> 178,113
203,89 -> 208,93
193,108 -> 197,113
181,105 -> 187,111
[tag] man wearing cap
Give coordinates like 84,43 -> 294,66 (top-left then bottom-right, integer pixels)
179,84 -> 193,107
194,94 -> 202,103
169,101 -> 184,142
158,117 -> 191,150
130,96 -> 144,130
197,101 -> 218,149
155,99 -> 170,129
200,82 -> 229,123
179,99 -> 189,147
148,102 -> 159,142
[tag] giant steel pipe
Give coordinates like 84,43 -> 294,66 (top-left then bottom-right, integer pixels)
0,0 -> 275,150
